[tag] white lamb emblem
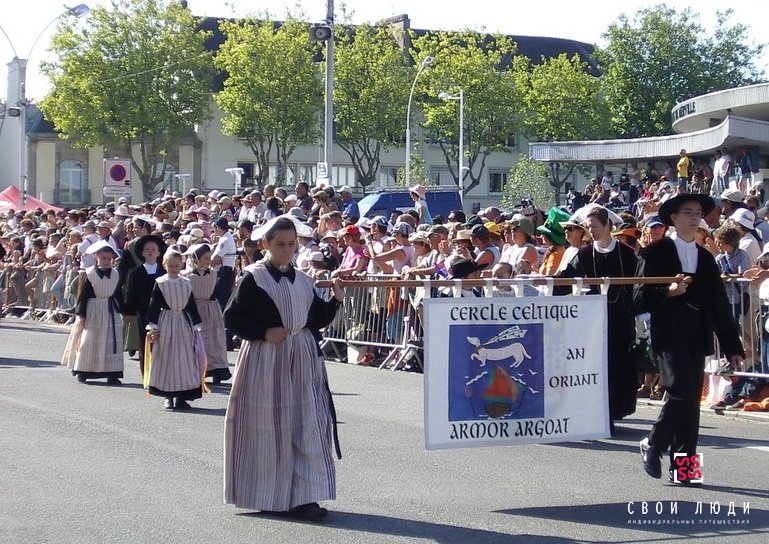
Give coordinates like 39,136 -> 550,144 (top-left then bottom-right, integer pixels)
467,336 -> 532,367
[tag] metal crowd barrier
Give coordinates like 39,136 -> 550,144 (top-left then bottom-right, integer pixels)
318,275 -> 769,381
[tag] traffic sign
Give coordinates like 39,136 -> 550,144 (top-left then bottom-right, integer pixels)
103,186 -> 132,198
104,158 -> 132,187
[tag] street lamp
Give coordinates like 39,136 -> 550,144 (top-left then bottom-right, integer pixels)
174,173 -> 191,195
1,3 -> 91,206
405,55 -> 434,186
438,89 -> 465,209
225,168 -> 244,195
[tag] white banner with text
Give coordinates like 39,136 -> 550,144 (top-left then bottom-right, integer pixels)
424,296 -> 609,450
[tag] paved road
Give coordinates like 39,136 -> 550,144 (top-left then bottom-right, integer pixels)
1,320 -> 768,544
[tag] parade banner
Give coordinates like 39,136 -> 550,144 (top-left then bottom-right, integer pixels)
424,296 -> 608,450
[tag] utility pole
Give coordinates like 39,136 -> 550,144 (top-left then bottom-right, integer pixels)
324,0 -> 334,186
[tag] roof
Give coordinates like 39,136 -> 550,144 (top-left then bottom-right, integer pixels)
528,115 -> 769,163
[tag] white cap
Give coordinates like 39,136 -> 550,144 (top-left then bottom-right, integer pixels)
338,185 -> 352,194
720,188 -> 745,203
730,208 -> 756,230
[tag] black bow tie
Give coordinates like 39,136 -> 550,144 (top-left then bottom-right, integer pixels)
96,268 -> 112,279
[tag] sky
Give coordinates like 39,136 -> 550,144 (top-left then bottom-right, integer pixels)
2,0 -> 767,102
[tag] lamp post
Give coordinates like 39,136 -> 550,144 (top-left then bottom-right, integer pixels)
438,89 -> 465,209
405,56 -> 434,186
174,173 -> 191,195
0,3 -> 90,207
225,168 -> 244,195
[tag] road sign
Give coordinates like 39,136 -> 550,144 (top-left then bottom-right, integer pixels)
104,158 -> 132,187
103,186 -> 132,198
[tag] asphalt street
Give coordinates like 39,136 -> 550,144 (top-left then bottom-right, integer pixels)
1,319 -> 768,544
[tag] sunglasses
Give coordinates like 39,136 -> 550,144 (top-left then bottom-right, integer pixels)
564,226 -> 582,232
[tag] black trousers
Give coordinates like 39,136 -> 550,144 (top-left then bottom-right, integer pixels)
216,266 -> 235,348
649,345 -> 706,469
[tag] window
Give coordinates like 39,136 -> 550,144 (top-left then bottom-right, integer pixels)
489,171 -> 507,193
58,160 -> 85,205
504,133 -> 517,149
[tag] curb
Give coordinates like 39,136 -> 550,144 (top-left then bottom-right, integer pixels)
639,399 -> 769,423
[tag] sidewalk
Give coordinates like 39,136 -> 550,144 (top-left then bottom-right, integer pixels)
639,398 -> 769,423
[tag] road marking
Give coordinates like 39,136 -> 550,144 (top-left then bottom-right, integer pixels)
729,442 -> 769,453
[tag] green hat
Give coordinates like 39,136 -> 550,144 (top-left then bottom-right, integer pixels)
536,207 -> 570,246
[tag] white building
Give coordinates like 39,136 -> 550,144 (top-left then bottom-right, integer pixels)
0,15 -> 595,212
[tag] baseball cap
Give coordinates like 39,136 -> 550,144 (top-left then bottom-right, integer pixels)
644,215 -> 665,228
338,185 -> 352,194
720,188 -> 745,203
392,221 -> 413,236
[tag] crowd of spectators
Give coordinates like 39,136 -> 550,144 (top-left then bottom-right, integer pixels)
1,151 -> 767,409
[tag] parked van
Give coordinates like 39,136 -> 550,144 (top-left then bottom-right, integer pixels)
357,187 -> 462,219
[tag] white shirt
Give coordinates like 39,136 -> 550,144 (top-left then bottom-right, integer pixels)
738,233 -> 761,265
670,232 -> 698,273
143,262 -> 159,275
213,231 -> 238,268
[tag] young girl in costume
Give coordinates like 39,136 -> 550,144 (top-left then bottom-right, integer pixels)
223,216 -> 345,519
182,243 -> 231,384
145,251 -> 204,410
61,241 -> 124,385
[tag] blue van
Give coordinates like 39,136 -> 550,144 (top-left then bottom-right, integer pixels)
357,187 -> 463,219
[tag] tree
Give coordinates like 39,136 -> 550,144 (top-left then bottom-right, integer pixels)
40,0 -> 214,199
334,23 -> 411,191
502,155 -> 553,212
595,5 -> 765,138
215,16 -> 323,185
519,53 -> 612,204
412,31 -> 525,195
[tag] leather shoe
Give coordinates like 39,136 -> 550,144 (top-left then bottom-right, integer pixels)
290,502 -> 328,519
175,399 -> 191,410
640,438 -> 662,479
163,398 -> 174,410
107,377 -> 122,386
76,374 -> 87,383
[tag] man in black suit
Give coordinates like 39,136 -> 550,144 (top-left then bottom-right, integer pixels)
634,193 -> 744,484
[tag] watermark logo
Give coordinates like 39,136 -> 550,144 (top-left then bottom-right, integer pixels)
672,453 -> 703,484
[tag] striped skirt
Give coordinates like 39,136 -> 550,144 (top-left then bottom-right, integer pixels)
223,329 -> 335,511
147,309 -> 201,400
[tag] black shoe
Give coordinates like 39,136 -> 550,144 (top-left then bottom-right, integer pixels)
290,502 -> 328,519
163,398 -> 174,410
107,377 -> 122,386
174,399 -> 191,410
128,350 -> 136,357
212,376 -> 221,385
640,438 -> 662,479
76,374 -> 87,383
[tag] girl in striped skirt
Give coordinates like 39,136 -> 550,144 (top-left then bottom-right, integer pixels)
182,243 -> 231,384
223,217 -> 345,519
61,241 -> 124,384
145,251 -> 203,410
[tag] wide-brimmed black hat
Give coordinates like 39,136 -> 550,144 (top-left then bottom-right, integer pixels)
134,234 -> 167,262
451,258 -> 487,279
658,194 -> 715,226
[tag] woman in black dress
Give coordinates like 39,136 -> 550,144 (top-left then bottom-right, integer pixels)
558,205 -> 638,433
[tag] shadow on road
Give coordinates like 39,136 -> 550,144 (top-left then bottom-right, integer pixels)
496,502 -> 767,537
190,407 -> 227,416
0,357 -> 60,369
238,510 -> 578,543
0,322 -> 70,335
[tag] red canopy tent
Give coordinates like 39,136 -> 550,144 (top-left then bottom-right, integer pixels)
0,185 -> 62,212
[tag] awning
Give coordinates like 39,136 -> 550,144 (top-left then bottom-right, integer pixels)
528,115 -> 769,164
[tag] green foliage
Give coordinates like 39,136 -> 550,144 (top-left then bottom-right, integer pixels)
518,53 -> 611,203
215,16 -> 323,185
502,155 -> 553,211
40,0 -> 215,198
334,23 -> 411,190
595,5 -> 765,137
412,30 -> 526,195
394,148 -> 438,187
